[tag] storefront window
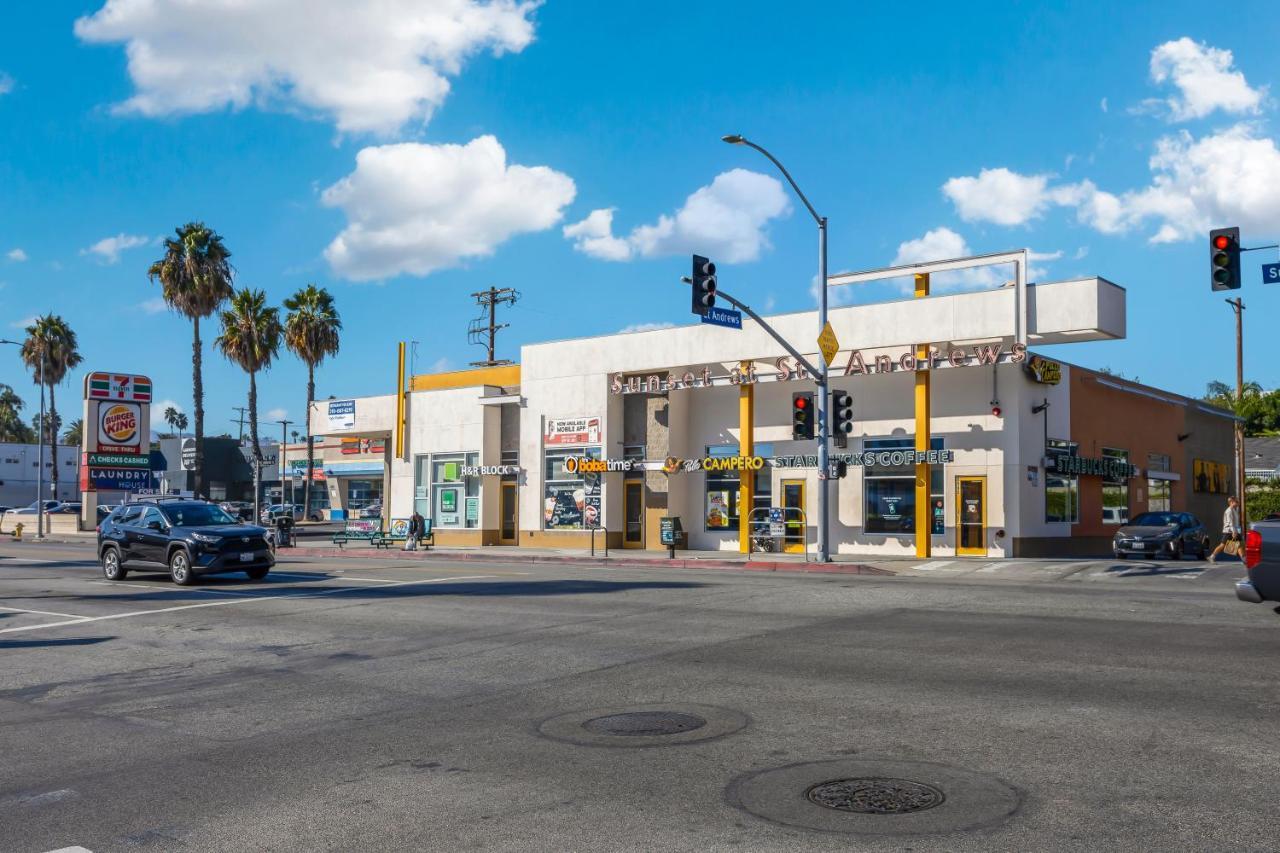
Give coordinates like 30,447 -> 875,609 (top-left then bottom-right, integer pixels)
413,452 -> 480,528
1046,439 -> 1078,524
863,438 -> 944,536
544,447 -> 601,529
703,444 -> 771,532
347,479 -> 382,513
1148,479 -> 1171,512
1101,448 -> 1129,525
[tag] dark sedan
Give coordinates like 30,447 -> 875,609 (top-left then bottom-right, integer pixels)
1112,511 -> 1210,560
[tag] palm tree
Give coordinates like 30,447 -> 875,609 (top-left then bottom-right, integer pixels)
20,314 -> 83,499
163,405 -> 181,438
175,412 -> 189,437
215,288 -> 282,521
0,384 -> 34,443
284,284 -> 342,518
63,418 -> 84,447
148,223 -> 234,498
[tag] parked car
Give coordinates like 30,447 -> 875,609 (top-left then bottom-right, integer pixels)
260,503 -> 305,523
1112,511 -> 1210,560
12,500 -> 63,515
1237,519 -> 1280,608
361,501 -> 382,519
96,504 -> 119,523
97,499 -> 274,585
55,502 -> 82,514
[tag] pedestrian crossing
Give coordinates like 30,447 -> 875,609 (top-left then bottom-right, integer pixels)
888,556 -> 1231,584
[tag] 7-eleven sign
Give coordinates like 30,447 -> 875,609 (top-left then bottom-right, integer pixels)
86,372 -> 152,402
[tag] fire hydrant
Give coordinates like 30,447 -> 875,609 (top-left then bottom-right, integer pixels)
13,522 -> 24,541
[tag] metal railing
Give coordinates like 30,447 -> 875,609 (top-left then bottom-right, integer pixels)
747,507 -> 809,562
589,523 -> 609,558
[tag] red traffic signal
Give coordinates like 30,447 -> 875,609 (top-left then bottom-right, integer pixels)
1214,234 -> 1230,251
1210,226 -> 1241,291
794,395 -> 808,409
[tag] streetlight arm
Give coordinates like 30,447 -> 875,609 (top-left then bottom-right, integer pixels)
730,138 -> 822,225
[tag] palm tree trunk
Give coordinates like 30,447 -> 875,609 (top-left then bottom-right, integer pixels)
48,382 -> 57,497
249,369 -> 261,523
192,314 -> 204,498
304,365 -> 315,519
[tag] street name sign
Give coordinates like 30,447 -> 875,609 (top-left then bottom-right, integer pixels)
700,306 -> 742,330
1263,262 -> 1280,284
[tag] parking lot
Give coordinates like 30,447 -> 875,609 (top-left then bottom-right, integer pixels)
2,541 -> 1278,852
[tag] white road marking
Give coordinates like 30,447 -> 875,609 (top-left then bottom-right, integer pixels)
0,604 -> 87,619
0,575 -> 494,635
0,558 -> 97,565
912,561 -> 955,572
43,847 -> 93,853
4,788 -> 78,807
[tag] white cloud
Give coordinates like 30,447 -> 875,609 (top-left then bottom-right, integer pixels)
150,399 -> 185,430
941,168 -> 1061,226
618,321 -> 675,334
1148,38 -> 1264,121
6,248 -> 27,262
139,296 -> 168,314
889,227 -> 1002,292
428,356 -> 453,373
265,408 -> 289,422
1100,97 -> 1108,113
322,135 -> 575,281
564,169 -> 791,264
10,315 -> 37,330
81,233 -> 153,264
74,0 -> 538,136
0,72 -> 12,96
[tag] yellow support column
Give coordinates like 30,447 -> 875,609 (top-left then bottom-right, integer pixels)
395,342 -> 406,459
739,361 -> 754,554
914,274 -> 931,559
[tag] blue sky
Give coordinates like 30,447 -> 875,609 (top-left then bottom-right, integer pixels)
3,1 -> 1279,438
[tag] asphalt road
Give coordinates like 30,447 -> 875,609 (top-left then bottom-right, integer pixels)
1,541 -> 1277,852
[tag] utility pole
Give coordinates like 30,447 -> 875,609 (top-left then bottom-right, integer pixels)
1227,297 -> 1246,524
232,407 -> 248,442
468,287 -> 520,367
277,419 -> 293,508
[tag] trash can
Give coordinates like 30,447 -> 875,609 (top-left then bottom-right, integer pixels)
274,514 -> 295,548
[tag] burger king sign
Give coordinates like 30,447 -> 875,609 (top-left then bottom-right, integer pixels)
98,402 -> 142,453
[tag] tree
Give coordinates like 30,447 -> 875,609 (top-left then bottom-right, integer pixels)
1204,380 -> 1280,436
284,284 -> 341,517
175,412 -> 189,436
0,384 -> 34,443
63,418 -> 83,447
163,405 -> 180,437
20,314 -> 83,498
148,223 -> 234,498
215,288 -> 282,521
32,411 -> 62,444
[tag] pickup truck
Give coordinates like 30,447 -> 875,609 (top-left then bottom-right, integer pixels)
1236,519 -> 1280,609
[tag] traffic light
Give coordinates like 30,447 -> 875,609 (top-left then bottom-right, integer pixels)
691,254 -> 717,315
1210,227 -> 1241,291
831,390 -> 853,448
792,392 -> 814,440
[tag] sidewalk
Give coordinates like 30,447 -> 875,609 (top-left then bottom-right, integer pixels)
288,537 -> 897,575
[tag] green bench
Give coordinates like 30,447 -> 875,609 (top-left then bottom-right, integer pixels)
332,519 -> 381,548
372,518 -> 433,550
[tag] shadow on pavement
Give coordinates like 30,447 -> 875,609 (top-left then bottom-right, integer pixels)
1103,563 -> 1205,577
0,636 -> 115,649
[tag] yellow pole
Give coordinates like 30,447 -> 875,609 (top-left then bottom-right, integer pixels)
914,274 -> 931,558
739,361 -> 754,554
395,342 -> 406,459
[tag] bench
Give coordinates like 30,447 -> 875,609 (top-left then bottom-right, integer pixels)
332,519 -> 381,548
372,518 -> 434,550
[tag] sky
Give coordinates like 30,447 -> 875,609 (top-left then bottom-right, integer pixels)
2,1 -> 1279,439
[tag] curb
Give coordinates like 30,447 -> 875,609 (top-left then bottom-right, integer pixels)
288,547 -> 895,576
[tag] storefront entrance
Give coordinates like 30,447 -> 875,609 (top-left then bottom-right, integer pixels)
781,478 -> 805,554
499,482 -> 518,545
623,480 -> 644,548
956,476 -> 986,556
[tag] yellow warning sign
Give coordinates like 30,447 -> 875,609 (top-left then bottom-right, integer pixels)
817,321 -> 840,366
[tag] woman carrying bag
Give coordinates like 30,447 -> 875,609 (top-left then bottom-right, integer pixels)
1207,496 -> 1242,563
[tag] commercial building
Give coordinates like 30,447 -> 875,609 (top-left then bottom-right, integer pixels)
0,441 -> 80,507
273,435 -> 389,519
312,274 -> 1236,557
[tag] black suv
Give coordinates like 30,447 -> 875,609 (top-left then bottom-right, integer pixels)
98,499 -> 274,585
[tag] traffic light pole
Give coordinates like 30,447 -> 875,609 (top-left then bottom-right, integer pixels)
816,216 -> 830,562
1228,297 -> 1246,525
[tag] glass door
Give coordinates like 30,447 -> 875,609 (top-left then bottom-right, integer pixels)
623,480 -> 644,548
956,476 -> 986,556
499,482 -> 518,544
781,479 -> 806,554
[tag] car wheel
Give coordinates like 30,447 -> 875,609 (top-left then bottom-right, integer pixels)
1170,541 -> 1183,561
1114,551 -> 1127,560
169,549 -> 196,586
246,566 -> 269,581
101,547 -> 127,581
1196,542 -> 1208,560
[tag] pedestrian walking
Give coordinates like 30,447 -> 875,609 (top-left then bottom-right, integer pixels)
403,513 -> 420,551
1207,495 -> 1242,563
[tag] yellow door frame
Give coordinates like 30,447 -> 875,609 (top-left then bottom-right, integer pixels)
623,480 -> 645,549
956,475 -> 987,556
781,478 -> 805,554
498,481 -> 518,545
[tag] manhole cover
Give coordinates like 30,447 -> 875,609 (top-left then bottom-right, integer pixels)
806,778 -> 944,814
582,711 -> 707,736
728,758 -> 1020,836
537,703 -> 748,748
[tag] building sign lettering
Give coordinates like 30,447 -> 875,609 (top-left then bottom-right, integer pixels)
1024,355 -> 1062,385
563,457 -> 634,474
460,464 -> 522,476
772,450 -> 955,467
326,400 -> 356,431
1049,453 -> 1137,479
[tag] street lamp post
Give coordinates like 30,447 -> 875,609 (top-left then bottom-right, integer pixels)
277,419 -> 294,508
1,338 -> 46,540
722,135 -> 831,562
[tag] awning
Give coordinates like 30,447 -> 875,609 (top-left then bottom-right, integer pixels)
322,461 -> 385,477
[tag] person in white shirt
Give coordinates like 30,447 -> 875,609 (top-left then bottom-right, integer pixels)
1207,496 -> 1241,563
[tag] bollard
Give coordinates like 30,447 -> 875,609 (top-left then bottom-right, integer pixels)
13,522 -> 24,541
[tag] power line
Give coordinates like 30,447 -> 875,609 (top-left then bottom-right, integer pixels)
467,286 -> 520,367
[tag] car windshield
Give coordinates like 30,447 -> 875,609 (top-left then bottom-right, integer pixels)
160,504 -> 238,527
1129,512 -> 1179,527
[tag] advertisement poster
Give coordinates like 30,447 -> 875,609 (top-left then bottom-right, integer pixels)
543,481 -> 601,529
440,487 -> 458,514
880,494 -> 904,522
341,437 -> 385,455
544,417 -> 601,447
465,497 -> 479,524
87,468 -> 156,491
932,499 -> 945,535
705,491 -> 730,528
97,402 -> 142,453
1193,459 -> 1230,494
327,399 -> 356,431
